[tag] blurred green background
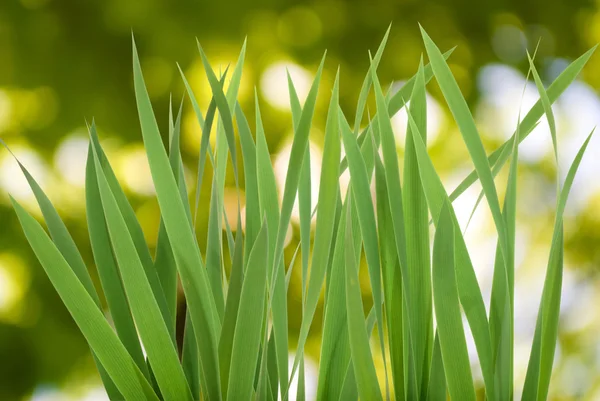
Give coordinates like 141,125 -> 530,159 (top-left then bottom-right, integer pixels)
2,0 -> 600,400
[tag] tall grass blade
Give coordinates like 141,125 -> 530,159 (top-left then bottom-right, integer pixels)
432,201 -> 476,401
448,45 -> 596,204
521,130 -> 594,401
344,197 -> 383,401
132,36 -> 222,400
403,56 -> 433,398
226,220 -> 269,400
12,198 -> 159,401
90,139 -> 194,401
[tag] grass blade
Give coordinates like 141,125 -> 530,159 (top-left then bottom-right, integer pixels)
90,139 -> 194,401
133,36 -> 222,400
432,201 -> 476,401
344,197 -> 383,401
406,108 -> 496,397
12,198 -> 159,401
85,144 -> 149,378
447,45 -> 596,204
402,56 -> 433,398
522,130 -> 594,401
226,220 -> 269,400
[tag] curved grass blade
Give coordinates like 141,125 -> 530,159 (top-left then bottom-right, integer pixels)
270,54 -> 326,400
85,144 -> 149,379
154,98 -> 186,331
402,56 -> 433,398
88,124 -> 174,340
420,26 -> 509,274
521,130 -> 594,401
197,41 -> 241,179
289,69 -> 340,391
316,190 -> 352,401
339,47 -> 455,174
288,71 -> 312,308
177,65 -> 227,226
406,109 -> 496,397
226,220 -> 269,401
447,45 -> 596,204
235,102 -> 260,258
432,201 -> 476,401
2,142 -> 122,399
353,24 -> 391,134
344,197 -> 383,401
90,140 -> 194,401
132,36 -> 222,400
374,152 -> 413,401
12,198 -> 160,401
426,334 -> 446,401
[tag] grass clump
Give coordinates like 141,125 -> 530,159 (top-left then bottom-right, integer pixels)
8,25 -> 597,401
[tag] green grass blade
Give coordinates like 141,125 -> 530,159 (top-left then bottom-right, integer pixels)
432,201 -> 476,401
316,190 -> 352,401
489,102 -> 522,401
339,105 -> 386,371
90,140 -> 194,401
226,220 -> 269,401
206,171 -> 226,319
235,102 -> 260,258
287,69 -> 311,310
254,91 -> 289,400
353,24 -> 391,134
344,197 -> 383,401
425,334 -> 446,401
178,66 -> 227,227
420,26 -> 509,272
197,42 -> 240,179
132,36 -> 222,400
85,144 -> 149,378
406,109 -> 496,397
374,153 -> 412,401
402,56 -> 433,398
154,99 -> 186,332
182,310 -> 200,398
88,125 -> 174,340
3,142 -> 126,398
447,45 -> 596,204
12,198 -> 159,401
270,54 -> 326,399
522,130 -> 594,401
527,53 -> 558,165
219,218 -> 245,398
338,47 -> 455,174
290,69 -> 340,388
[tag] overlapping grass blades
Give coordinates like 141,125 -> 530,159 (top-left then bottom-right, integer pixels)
8,26 -> 596,401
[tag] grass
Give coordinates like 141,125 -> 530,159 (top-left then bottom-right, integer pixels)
7,25 -> 597,401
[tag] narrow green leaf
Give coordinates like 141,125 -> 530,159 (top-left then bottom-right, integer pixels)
402,56 -> 433,398
522,130 -> 594,401
132,36 -> 222,400
154,99 -> 186,333
219,218 -> 245,399
344,197 -> 383,401
432,201 -> 476,401
235,102 -> 260,258
12,198 -> 159,401
448,45 -> 596,204
85,144 -> 149,379
290,70 -> 340,390
406,108 -> 496,397
420,26 -> 509,274
227,220 -> 269,401
90,139 -> 193,401
425,334 -> 446,401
